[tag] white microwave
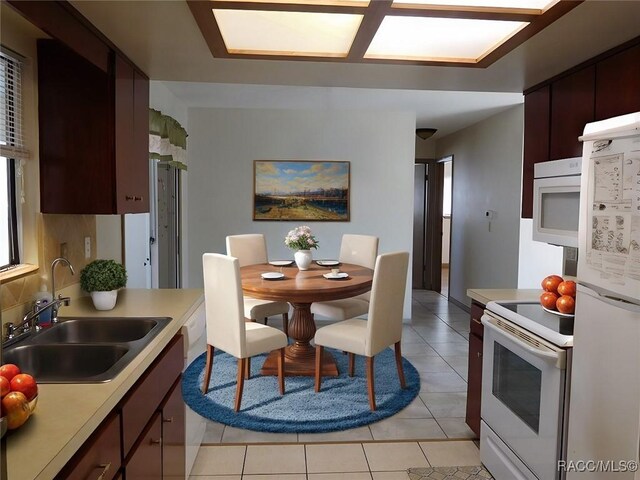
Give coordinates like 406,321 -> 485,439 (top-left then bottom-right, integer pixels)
532,157 -> 582,247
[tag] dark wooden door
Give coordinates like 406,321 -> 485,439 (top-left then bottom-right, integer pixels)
115,55 -> 149,213
125,412 -> 163,480
550,66 -> 595,160
161,378 -> 186,480
522,85 -> 550,218
465,302 -> 485,438
37,39 -> 113,214
595,43 -> 640,121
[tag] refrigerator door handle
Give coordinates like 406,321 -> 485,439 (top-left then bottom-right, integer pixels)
578,282 -> 640,311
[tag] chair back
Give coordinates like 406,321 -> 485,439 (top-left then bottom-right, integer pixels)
339,234 -> 378,269
202,253 -> 247,358
366,251 -> 410,356
226,234 -> 268,267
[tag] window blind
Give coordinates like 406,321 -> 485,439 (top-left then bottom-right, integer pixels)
0,48 -> 28,160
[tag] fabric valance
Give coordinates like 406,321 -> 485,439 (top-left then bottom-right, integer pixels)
149,109 -> 188,169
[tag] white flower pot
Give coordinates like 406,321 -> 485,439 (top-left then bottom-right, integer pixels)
91,290 -> 118,311
294,250 -> 313,271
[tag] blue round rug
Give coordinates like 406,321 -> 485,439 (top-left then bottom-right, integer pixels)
182,347 -> 420,433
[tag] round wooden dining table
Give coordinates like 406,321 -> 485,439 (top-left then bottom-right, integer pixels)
240,262 -> 373,376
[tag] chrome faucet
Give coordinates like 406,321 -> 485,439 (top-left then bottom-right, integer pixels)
50,257 -> 75,323
3,296 -> 71,347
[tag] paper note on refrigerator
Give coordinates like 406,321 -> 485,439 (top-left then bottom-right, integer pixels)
587,138 -> 640,282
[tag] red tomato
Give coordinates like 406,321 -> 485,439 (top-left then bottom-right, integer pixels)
540,291 -> 559,310
557,280 -> 576,297
541,275 -> 564,294
0,364 -> 20,382
10,374 -> 37,401
1,391 -> 31,430
556,295 -> 576,314
0,376 -> 10,397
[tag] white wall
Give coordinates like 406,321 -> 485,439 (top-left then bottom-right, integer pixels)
187,108 -> 416,316
96,216 -> 122,262
442,217 -> 451,265
517,218 -> 564,287
149,81 -> 190,287
435,105 -> 524,307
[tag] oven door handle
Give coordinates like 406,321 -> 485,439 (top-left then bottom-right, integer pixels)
482,315 -> 566,369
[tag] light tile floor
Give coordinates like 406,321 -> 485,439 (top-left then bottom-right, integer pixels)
191,290 -> 479,478
190,440 -> 481,479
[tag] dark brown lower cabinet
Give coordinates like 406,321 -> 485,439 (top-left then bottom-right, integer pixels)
465,302 -> 485,437
162,378 -> 186,480
56,335 -> 185,479
55,412 -> 121,480
125,412 -> 163,480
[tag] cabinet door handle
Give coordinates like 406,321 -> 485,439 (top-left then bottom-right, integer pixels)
163,416 -> 174,423
477,352 -> 482,358
125,195 -> 135,201
150,437 -> 162,446
134,196 -> 143,201
95,462 -> 111,480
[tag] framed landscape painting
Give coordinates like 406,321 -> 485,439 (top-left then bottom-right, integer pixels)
253,160 -> 350,221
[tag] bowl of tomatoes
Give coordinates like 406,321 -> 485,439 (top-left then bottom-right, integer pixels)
0,363 -> 38,434
540,275 -> 576,317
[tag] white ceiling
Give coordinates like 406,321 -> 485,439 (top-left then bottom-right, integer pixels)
62,1 -> 640,137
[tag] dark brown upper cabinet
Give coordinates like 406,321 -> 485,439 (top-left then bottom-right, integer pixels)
38,40 -> 149,214
522,85 -> 550,218
549,65 -> 595,160
595,43 -> 640,121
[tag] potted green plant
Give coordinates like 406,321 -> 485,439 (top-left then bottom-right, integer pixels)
80,259 -> 127,310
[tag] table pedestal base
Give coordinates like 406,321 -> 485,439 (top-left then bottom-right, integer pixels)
260,345 -> 339,377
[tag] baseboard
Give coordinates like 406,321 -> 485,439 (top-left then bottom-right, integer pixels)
448,296 -> 470,313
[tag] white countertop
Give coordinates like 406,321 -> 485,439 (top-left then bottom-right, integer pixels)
4,288 -> 204,480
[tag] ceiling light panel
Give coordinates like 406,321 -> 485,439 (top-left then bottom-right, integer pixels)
392,0 -> 556,10
365,16 -> 528,62
213,9 -> 364,57
216,0 -> 370,5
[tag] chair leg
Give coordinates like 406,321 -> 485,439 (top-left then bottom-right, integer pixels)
201,345 -> 214,394
282,312 -> 289,337
278,348 -> 285,395
348,353 -> 355,377
245,357 -> 251,380
394,341 -> 406,388
235,358 -> 246,412
315,345 -> 324,392
366,356 -> 376,411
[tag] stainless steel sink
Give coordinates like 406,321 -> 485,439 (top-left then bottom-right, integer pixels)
3,344 -> 130,383
3,317 -> 172,383
31,317 -> 166,344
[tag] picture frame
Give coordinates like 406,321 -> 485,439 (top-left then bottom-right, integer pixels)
253,160 -> 350,221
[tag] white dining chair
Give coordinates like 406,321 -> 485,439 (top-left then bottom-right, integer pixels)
201,253 -> 287,412
226,234 -> 290,337
310,234 -> 379,321
314,251 -> 410,411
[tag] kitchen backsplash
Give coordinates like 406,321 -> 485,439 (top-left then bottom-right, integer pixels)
1,214 -> 97,312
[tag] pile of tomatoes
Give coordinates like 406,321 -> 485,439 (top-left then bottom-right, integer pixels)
540,275 -> 577,314
0,363 -> 38,430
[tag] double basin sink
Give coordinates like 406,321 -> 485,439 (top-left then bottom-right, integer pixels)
3,317 -> 171,383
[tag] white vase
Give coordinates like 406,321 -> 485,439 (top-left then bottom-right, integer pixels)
294,249 -> 313,271
91,290 -> 118,311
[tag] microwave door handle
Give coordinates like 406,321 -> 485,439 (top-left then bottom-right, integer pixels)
481,316 -> 565,368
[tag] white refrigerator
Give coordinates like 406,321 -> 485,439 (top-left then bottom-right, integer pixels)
566,112 -> 640,479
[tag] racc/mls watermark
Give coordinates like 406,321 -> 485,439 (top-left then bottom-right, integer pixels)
558,460 -> 638,473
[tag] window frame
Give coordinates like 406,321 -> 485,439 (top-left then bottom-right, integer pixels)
1,46 -> 26,270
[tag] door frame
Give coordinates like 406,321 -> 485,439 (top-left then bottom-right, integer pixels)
414,158 -> 444,292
